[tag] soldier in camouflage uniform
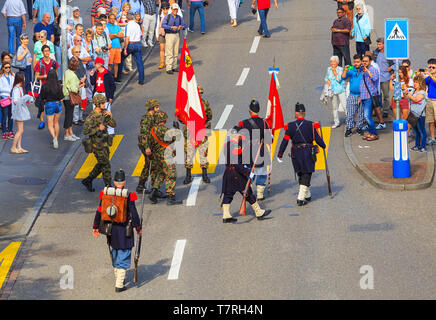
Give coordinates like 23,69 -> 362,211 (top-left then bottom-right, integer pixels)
82,94 -> 117,192
146,111 -> 183,205
183,85 -> 213,184
136,98 -> 161,194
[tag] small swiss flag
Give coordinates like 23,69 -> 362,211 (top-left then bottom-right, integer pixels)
265,73 -> 284,134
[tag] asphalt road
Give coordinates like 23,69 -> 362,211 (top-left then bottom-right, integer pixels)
1,0 -> 435,300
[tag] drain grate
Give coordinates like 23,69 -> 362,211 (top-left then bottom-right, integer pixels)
8,177 -> 47,185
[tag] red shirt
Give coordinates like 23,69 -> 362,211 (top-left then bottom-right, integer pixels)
33,58 -> 59,85
95,68 -> 107,92
257,0 -> 271,10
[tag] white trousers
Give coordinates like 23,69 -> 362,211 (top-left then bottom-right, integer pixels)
330,93 -> 347,126
142,14 -> 156,44
227,0 -> 240,19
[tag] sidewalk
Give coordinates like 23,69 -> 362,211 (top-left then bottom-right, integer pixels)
344,123 -> 435,190
0,0 -> 156,240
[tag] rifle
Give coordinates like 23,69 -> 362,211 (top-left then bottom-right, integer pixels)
239,140 -> 264,215
133,188 -> 146,283
318,122 -> 332,197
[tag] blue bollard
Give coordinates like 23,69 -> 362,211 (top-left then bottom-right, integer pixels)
392,119 -> 411,178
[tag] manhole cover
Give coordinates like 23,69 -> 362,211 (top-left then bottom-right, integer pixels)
8,177 -> 47,185
380,157 -> 393,162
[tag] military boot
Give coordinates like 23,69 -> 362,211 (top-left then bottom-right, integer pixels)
222,203 -> 237,223
167,195 -> 182,205
115,268 -> 127,293
183,168 -> 192,184
156,190 -> 167,199
257,185 -> 266,201
297,185 -> 308,206
149,188 -> 159,204
251,201 -> 271,220
201,167 -> 210,183
81,177 -> 95,192
136,180 -> 150,194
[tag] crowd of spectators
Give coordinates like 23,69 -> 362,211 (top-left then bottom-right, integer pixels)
327,0 -> 435,151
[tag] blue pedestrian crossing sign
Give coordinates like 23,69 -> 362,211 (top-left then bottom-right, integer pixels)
385,19 -> 409,59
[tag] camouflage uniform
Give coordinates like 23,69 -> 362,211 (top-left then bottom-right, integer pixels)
146,112 -> 181,204
83,94 -> 117,187
183,98 -> 212,169
137,99 -> 160,188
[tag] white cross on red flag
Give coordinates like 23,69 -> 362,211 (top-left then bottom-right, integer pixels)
175,38 -> 206,149
265,73 -> 284,134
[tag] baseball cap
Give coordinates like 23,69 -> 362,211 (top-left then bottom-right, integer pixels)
171,3 -> 180,10
97,7 -> 106,14
72,6 -> 80,12
94,57 -> 105,65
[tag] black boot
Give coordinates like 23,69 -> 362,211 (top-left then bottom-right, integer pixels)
156,190 -> 167,198
297,199 -> 308,206
223,217 -> 237,223
148,188 -> 159,204
257,209 -> 272,220
136,180 -> 150,194
167,195 -> 182,205
183,168 -> 192,184
115,287 -> 127,293
82,177 -> 95,192
201,167 -> 210,183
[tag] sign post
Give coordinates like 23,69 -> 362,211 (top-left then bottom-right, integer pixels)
385,19 -> 410,178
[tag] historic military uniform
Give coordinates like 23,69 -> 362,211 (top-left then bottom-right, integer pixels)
92,170 -> 141,292
137,98 -> 159,194
183,85 -> 213,184
146,111 -> 182,205
82,94 -> 117,191
277,103 -> 326,206
233,99 -> 273,201
220,133 -> 272,223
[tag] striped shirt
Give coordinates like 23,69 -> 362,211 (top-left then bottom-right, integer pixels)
91,0 -> 111,21
360,65 -> 379,100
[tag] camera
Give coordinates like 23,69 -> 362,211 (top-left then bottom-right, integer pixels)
252,8 -> 257,14
203,1 -> 209,7
102,46 -> 108,52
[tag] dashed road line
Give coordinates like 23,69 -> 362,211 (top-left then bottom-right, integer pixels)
249,36 -> 261,54
168,239 -> 187,280
215,105 -> 233,130
186,177 -> 202,206
236,68 -> 250,86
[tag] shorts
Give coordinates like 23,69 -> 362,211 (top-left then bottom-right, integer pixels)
45,101 -> 62,116
159,35 -> 165,44
109,48 -> 121,64
425,98 -> 436,123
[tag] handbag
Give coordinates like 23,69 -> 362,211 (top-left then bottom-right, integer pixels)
11,52 -> 27,71
69,90 -> 82,106
0,97 -> 12,107
407,102 -> 425,128
355,14 -> 371,45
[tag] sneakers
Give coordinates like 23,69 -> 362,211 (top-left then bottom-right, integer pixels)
426,139 -> 436,145
187,28 -> 194,33
64,135 -> 76,142
72,134 -> 80,140
8,132 -> 14,139
142,42 -> 148,47
344,129 -> 353,137
410,146 -> 419,151
356,128 -> 365,136
376,122 -> 386,130
418,148 -> 427,153
2,133 -> 8,140
38,121 -> 45,130
53,138 -> 58,149
332,124 -> 340,129
148,40 -> 154,47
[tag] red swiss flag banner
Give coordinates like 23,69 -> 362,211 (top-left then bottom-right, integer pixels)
175,38 -> 206,149
265,73 -> 284,134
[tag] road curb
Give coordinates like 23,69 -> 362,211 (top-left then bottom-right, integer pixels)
343,128 -> 435,190
0,45 -> 156,241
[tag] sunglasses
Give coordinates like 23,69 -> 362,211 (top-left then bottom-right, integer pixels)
4,66 -> 11,69
429,66 -> 436,69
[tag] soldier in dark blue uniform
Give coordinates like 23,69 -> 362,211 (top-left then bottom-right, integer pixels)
92,169 -> 142,292
220,132 -> 272,223
277,103 -> 326,206
233,99 -> 273,201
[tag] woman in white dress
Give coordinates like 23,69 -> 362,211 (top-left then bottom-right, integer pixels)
10,72 -> 34,154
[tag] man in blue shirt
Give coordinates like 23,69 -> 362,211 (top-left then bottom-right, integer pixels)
161,3 -> 186,74
425,58 -> 436,144
34,13 -> 54,43
342,54 -> 364,137
32,0 -> 58,24
107,13 -> 124,82
374,38 -> 394,118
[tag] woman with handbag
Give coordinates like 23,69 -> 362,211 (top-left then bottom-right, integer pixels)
39,69 -> 64,149
0,62 -> 15,140
156,3 -> 169,70
389,66 -> 411,121
324,55 -> 346,128
63,59 -> 84,142
352,4 -> 371,56
13,34 -> 33,94
10,72 -> 33,154
405,76 -> 427,152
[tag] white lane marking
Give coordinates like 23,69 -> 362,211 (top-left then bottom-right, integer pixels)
215,105 -> 234,130
236,68 -> 250,86
168,239 -> 187,280
257,11 -> 260,21
249,36 -> 261,54
186,177 -> 202,206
